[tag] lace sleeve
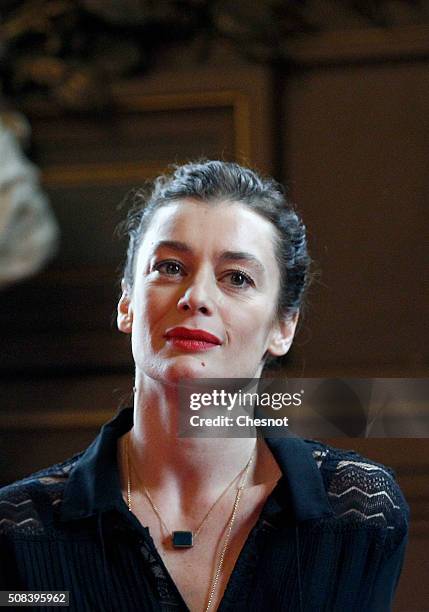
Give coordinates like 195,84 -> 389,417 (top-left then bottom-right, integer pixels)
326,455 -> 410,550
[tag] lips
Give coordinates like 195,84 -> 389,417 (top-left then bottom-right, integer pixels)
164,327 -> 222,351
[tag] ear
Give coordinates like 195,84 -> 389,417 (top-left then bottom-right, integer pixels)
117,279 -> 133,334
266,311 -> 299,357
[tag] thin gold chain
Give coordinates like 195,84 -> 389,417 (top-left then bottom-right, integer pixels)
204,450 -> 254,611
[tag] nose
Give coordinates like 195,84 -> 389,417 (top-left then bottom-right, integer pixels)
177,270 -> 216,315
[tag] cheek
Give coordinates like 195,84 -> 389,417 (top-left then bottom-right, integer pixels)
135,281 -> 174,318
224,303 -> 273,347
134,284 -> 180,343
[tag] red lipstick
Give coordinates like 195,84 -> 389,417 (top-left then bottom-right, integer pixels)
165,327 -> 222,352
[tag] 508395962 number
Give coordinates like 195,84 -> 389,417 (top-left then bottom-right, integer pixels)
0,591 -> 69,607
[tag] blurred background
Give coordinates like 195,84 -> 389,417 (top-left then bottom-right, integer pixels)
0,1 -> 428,609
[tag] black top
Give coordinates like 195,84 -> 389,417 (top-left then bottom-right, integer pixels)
0,407 -> 409,611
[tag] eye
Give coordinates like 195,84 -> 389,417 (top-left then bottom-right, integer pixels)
222,270 -> 254,288
154,260 -> 185,277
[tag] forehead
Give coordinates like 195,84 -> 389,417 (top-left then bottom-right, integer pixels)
138,199 -> 278,261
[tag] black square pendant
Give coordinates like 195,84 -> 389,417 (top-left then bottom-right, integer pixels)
172,531 -> 193,548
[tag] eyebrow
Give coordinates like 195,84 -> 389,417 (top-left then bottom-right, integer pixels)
152,240 -> 193,254
218,251 -> 266,273
151,241 -> 266,273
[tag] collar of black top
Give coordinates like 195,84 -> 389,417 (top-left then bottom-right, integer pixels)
59,406 -> 334,524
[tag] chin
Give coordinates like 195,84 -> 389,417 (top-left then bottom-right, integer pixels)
140,353 -> 260,384
158,355 -> 216,383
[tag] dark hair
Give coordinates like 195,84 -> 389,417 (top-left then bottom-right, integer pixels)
120,160 -> 311,320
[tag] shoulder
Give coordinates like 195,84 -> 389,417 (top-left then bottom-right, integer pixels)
0,454 -> 82,537
304,439 -> 410,541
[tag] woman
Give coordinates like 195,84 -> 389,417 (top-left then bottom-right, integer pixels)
0,161 -> 409,611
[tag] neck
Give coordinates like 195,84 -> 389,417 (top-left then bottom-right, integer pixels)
124,370 -> 281,499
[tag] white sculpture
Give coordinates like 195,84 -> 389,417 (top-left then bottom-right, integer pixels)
0,112 -> 59,288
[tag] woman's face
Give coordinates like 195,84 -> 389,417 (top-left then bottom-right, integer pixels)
118,199 -> 298,383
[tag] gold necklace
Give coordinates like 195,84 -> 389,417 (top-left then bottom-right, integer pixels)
124,434 -> 255,611
125,434 -> 253,546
